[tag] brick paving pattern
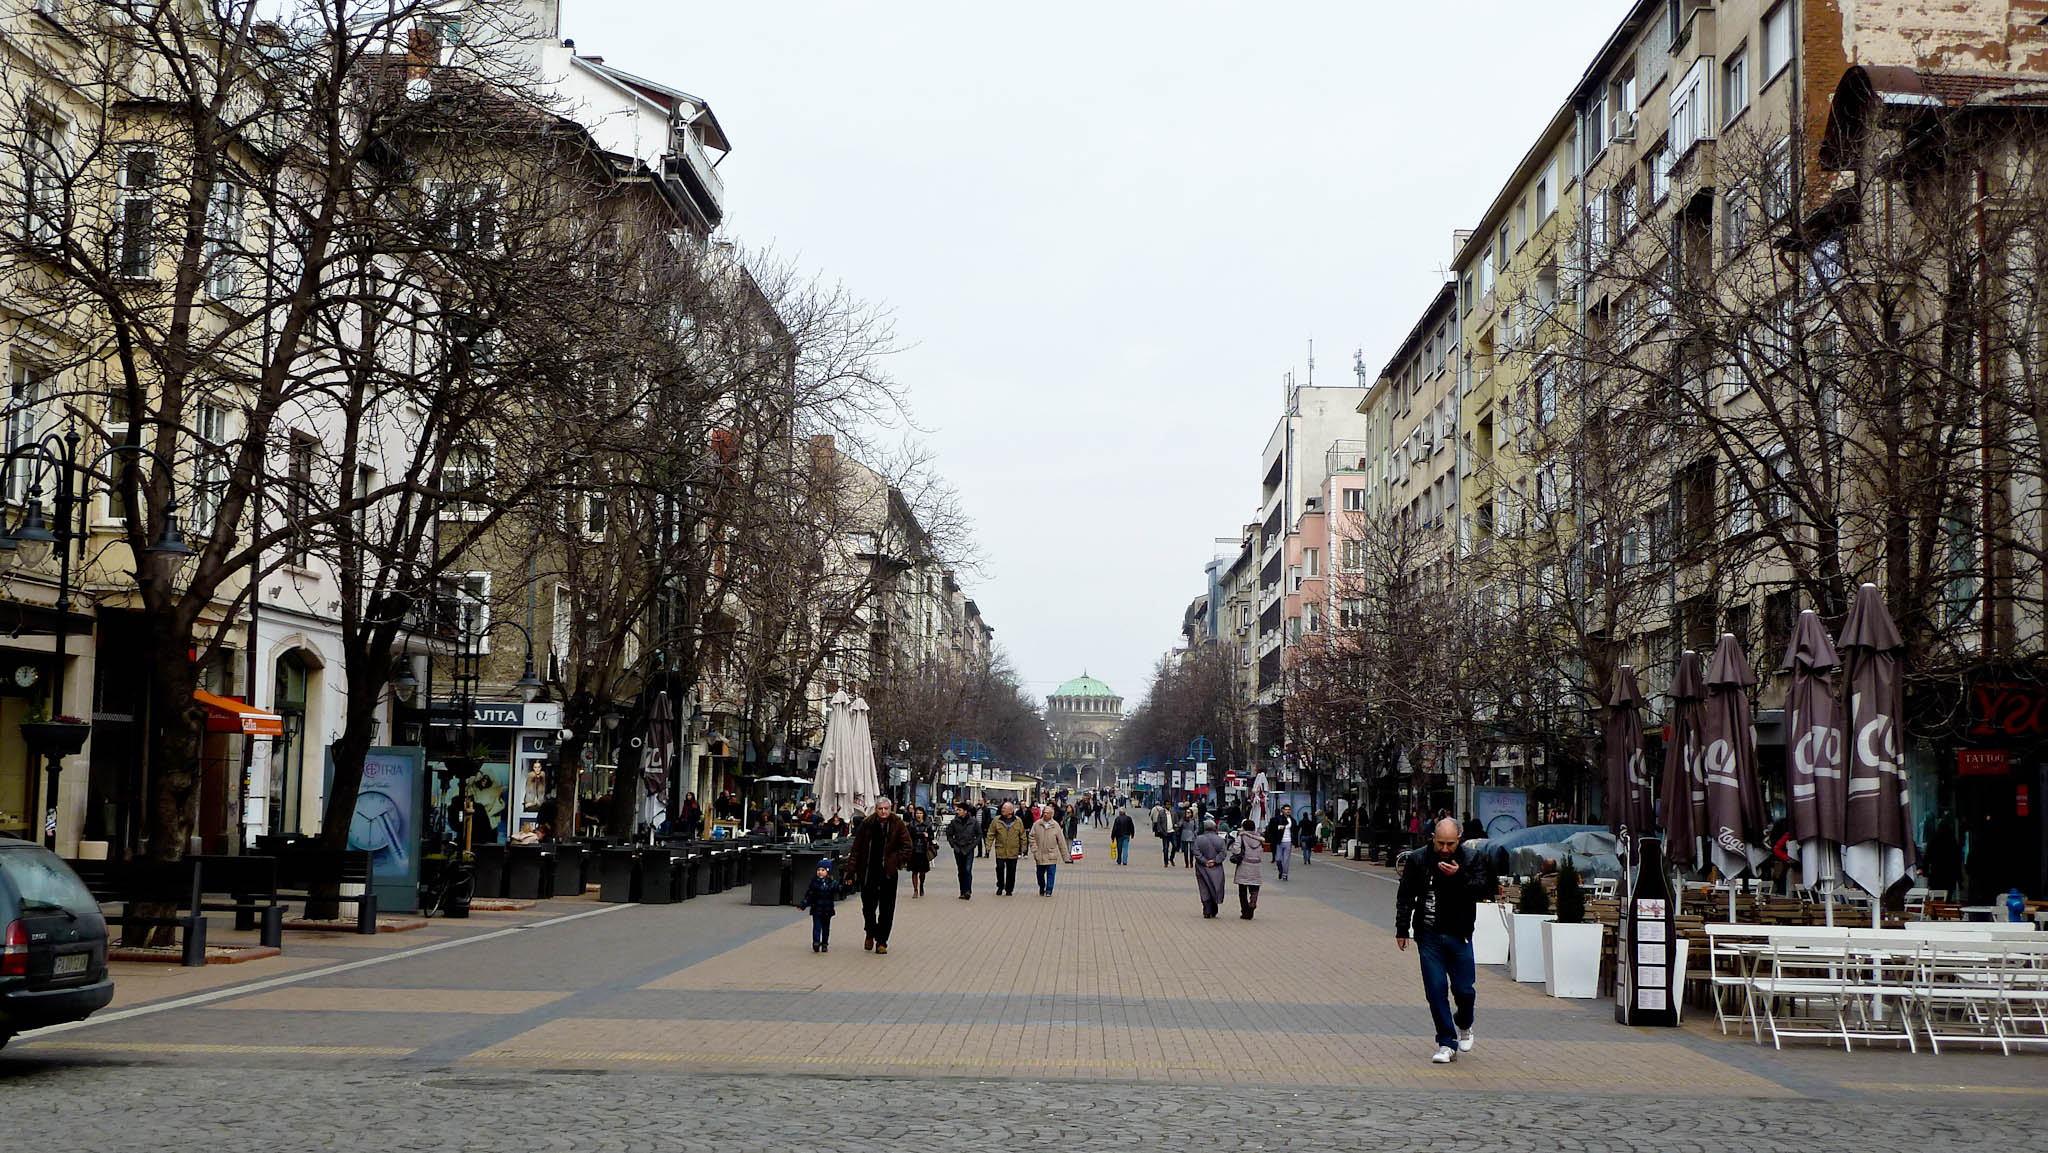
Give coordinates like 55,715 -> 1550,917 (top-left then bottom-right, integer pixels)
3,812 -> 2044,1149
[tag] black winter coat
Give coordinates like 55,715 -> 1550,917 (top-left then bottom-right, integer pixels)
1394,844 -> 1495,941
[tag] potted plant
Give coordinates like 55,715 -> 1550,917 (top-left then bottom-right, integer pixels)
1471,870 -> 1511,965
1542,858 -> 1605,998
1508,874 -> 1555,983
20,703 -> 92,759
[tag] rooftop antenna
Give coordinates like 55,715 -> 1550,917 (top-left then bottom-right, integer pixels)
1307,338 -> 1315,388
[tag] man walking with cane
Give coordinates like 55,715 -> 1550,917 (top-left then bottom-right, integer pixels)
1395,817 -> 1495,1065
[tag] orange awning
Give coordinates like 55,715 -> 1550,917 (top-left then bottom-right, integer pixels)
195,688 -> 285,737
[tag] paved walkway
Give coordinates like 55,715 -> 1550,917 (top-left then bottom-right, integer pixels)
4,811 -> 2045,1149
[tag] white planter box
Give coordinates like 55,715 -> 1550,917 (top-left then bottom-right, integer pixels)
1542,920 -> 1605,998
1471,902 -> 1510,965
1508,913 -> 1555,983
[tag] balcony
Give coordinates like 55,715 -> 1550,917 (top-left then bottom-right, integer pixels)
663,133 -> 726,224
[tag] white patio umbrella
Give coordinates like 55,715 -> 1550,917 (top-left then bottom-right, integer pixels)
813,691 -> 882,823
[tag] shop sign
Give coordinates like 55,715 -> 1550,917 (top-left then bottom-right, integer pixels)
1957,749 -> 2010,777
1969,683 -> 2048,739
434,702 -> 563,729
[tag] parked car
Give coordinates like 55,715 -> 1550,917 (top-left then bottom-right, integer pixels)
0,836 -> 114,1048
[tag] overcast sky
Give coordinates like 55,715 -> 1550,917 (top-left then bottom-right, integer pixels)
563,0 -> 1631,705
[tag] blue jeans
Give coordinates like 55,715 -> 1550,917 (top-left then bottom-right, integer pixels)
1274,842 -> 1292,879
1113,835 -> 1130,864
1416,929 -> 1476,1047
1036,863 -> 1057,894
811,912 -> 831,949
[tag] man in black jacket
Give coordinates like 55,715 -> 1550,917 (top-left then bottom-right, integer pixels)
945,801 -> 981,899
1395,817 -> 1495,1065
1109,808 -> 1135,865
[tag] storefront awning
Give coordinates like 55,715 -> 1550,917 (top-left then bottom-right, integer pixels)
195,688 -> 284,737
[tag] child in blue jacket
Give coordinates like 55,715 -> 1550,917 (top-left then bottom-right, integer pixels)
797,861 -> 837,952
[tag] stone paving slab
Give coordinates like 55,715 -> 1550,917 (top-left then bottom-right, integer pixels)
216,987 -> 571,1014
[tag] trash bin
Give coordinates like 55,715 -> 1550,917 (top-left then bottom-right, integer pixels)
637,849 -> 679,904
786,850 -> 828,906
690,850 -> 714,897
505,845 -> 555,900
750,851 -> 789,906
598,847 -> 639,903
472,844 -> 508,899
550,844 -> 584,897
674,853 -> 697,899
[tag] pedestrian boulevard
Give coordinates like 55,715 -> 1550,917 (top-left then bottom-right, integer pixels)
4,817 -> 2047,1151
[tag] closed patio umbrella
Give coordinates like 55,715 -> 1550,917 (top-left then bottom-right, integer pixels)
1604,665 -> 1654,842
1702,633 -> 1770,919
845,695 -> 883,818
639,691 -> 674,832
1658,651 -> 1709,871
1838,583 -> 1915,924
1778,609 -> 1846,922
812,690 -> 861,823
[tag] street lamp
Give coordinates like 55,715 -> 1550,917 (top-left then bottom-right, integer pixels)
3,425 -> 192,849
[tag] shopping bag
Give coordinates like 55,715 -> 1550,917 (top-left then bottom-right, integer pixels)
1069,839 -> 1084,862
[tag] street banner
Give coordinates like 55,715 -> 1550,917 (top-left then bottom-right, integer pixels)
1474,788 -> 1526,840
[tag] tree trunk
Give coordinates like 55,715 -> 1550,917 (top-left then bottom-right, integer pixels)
134,621 -> 205,947
308,672 -> 386,919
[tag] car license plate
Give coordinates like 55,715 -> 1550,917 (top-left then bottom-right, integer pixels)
53,954 -> 87,977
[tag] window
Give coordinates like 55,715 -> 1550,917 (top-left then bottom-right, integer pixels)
1648,139 -> 1672,203
1761,2 -> 1793,80
1304,548 -> 1319,578
1806,236 -> 1846,298
1536,171 -> 1555,222
1534,360 -> 1559,426
1496,223 -> 1509,271
1478,254 -> 1495,299
1669,55 -> 1714,158
23,115 -> 63,246
1723,185 -> 1751,257
202,176 -> 245,299
115,147 -> 158,279
1515,197 -> 1528,249
285,433 -> 315,566
1612,68 -> 1638,140
1341,539 -> 1366,571
1722,49 -> 1749,125
455,572 -> 491,651
1342,487 -> 1366,512
1305,602 -> 1321,634
1727,464 -> 1753,534
4,362 -> 50,504
1586,191 -> 1609,266
424,180 -> 501,253
1764,447 -> 1795,525
1461,272 -> 1475,313
188,400 -> 230,536
1762,138 -> 1793,218
1586,89 -> 1609,161
441,440 -> 492,520
1339,597 -> 1364,630
1614,180 -> 1637,237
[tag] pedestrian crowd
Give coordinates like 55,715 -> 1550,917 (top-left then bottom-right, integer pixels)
796,790 -> 1494,1069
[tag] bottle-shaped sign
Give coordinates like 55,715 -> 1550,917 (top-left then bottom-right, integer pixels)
1616,836 -> 1679,1026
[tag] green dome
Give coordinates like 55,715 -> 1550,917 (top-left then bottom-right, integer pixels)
1052,675 -> 1117,699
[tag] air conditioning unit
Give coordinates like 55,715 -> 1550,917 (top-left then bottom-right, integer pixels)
1612,110 -> 1639,144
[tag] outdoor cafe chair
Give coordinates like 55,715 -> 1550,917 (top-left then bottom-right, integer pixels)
1748,935 -> 1921,1052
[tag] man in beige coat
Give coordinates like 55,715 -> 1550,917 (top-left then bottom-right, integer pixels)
985,801 -> 1029,896
1029,810 -> 1070,896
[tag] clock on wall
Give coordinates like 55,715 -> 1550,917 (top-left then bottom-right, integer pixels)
12,665 -> 36,689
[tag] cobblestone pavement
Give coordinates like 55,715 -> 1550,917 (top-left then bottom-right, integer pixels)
4,811 -> 2045,1150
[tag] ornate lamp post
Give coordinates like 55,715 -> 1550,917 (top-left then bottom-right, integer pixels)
4,426 -> 191,849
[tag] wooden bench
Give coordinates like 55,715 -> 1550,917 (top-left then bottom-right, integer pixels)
271,849 -> 378,933
68,858 -> 207,966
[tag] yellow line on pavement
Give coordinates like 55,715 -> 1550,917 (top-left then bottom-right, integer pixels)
462,1049 -> 1771,1087
26,1041 -> 415,1057
1838,1082 -> 2048,1097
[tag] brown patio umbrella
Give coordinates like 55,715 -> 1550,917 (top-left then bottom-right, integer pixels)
1838,583 -> 1916,914
1657,650 -> 1709,870
1702,633 -> 1769,886
1604,665 -> 1654,841
1778,609 -> 1845,913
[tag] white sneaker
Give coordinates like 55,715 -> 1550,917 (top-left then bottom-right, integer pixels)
1456,1028 -> 1475,1053
1431,1045 -> 1457,1064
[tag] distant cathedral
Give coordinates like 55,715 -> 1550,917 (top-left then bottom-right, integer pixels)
1046,674 -> 1121,789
